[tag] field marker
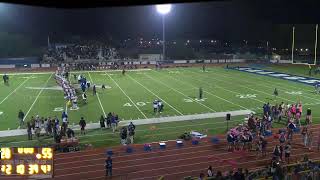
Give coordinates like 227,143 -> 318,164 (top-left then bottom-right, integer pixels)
144,73 -> 217,112
127,74 -> 183,116
0,77 -> 30,105
158,69 -> 250,111
87,72 -> 106,117
105,72 -> 147,119
23,74 -> 53,122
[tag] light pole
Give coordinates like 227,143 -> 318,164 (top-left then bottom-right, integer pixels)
156,4 -> 172,61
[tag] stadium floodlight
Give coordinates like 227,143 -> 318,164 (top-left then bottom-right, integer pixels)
156,4 -> 172,61
156,4 -> 172,15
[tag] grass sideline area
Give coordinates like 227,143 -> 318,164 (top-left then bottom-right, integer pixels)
1,65 -> 320,148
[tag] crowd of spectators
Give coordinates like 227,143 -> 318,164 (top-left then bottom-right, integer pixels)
44,43 -> 118,62
197,100 -> 320,180
26,113 -> 72,142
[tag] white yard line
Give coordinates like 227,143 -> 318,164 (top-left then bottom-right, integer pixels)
22,74 -> 53,122
144,73 -> 217,112
105,72 -> 148,119
127,74 -> 184,115
0,78 -> 30,105
181,69 -> 266,104
87,72 -> 106,117
159,69 -> 250,110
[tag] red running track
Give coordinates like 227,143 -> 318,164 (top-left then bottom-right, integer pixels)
2,125 -> 320,180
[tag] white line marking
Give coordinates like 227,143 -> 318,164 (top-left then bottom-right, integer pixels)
160,69 -> 250,110
23,74 -> 53,122
87,72 -> 106,117
145,73 -> 217,112
105,72 -> 147,119
0,78 -> 30,105
127,74 -> 183,115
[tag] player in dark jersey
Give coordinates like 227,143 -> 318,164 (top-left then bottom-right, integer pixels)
122,69 -> 126,76
153,100 -> 158,113
93,85 -> 97,96
202,65 -> 206,72
274,88 -> 278,98
199,87 -> 203,99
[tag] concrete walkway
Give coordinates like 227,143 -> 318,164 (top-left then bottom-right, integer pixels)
0,110 -> 253,138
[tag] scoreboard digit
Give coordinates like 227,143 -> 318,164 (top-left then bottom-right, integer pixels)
0,147 -> 53,177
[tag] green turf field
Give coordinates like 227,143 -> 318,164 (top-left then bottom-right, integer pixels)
1,65 -> 320,131
1,65 -> 320,148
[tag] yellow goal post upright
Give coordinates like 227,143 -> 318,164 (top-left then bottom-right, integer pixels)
291,24 -> 318,66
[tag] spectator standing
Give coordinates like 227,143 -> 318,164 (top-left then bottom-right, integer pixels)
27,122 -> 32,140
128,122 -> 136,144
207,166 -> 214,177
66,128 -> 75,138
279,132 -> 286,145
47,118 -> 52,136
61,111 -> 68,133
100,115 -> 105,129
301,126 -> 308,147
105,156 -> 112,177
285,142 -> 291,163
79,117 -> 86,135
120,127 -> 127,145
115,114 -> 119,128
307,130 -> 313,150
106,115 -> 111,129
44,118 -> 49,135
111,115 -> 117,133
18,110 -> 25,127
306,108 -> 312,125
34,116 -> 41,139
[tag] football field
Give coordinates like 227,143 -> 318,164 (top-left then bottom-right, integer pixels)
1,65 -> 320,132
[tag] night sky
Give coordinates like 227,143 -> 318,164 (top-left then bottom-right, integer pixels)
0,0 -> 319,46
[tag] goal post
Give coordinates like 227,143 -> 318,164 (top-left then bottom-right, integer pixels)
291,24 -> 318,65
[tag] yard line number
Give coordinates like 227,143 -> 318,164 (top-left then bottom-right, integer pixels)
236,94 -> 257,99
183,98 -> 207,102
123,101 -> 150,107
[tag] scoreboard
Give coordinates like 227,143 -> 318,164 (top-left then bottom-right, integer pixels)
0,147 -> 53,178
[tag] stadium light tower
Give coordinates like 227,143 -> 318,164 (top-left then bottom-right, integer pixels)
156,4 -> 172,60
